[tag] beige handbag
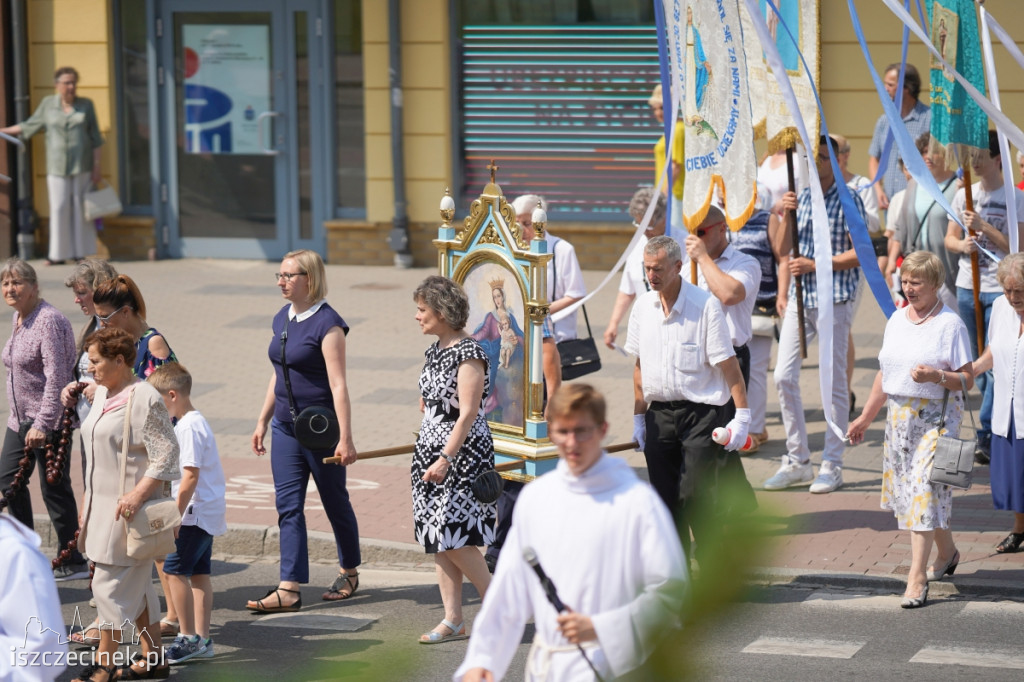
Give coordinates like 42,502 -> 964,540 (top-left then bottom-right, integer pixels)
84,181 -> 123,221
118,388 -> 180,560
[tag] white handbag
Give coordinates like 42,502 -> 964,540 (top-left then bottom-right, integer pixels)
84,181 -> 123,221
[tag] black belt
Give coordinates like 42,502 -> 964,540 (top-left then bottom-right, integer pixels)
649,399 -> 699,410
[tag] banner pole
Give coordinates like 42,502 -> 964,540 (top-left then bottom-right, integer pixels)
786,146 -> 808,359
961,163 -> 986,353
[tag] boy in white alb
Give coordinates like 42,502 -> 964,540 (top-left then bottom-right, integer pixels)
455,385 -> 687,681
148,364 -> 227,665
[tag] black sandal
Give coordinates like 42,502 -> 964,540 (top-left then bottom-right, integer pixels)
996,532 -> 1024,554
323,571 -> 359,601
247,586 -> 302,613
71,663 -> 118,681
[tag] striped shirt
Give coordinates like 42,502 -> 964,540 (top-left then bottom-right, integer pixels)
793,181 -> 864,309
868,100 -> 931,198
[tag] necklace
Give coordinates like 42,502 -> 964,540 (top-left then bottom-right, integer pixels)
909,298 -> 942,325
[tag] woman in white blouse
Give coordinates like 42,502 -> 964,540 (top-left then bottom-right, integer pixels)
848,251 -> 974,609
972,253 -> 1024,554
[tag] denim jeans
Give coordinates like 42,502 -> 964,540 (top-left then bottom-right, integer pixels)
956,286 -> 1000,441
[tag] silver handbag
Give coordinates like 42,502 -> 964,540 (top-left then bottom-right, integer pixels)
929,373 -> 977,490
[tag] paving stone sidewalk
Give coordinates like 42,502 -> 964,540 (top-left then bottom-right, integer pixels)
12,258 -> 1022,597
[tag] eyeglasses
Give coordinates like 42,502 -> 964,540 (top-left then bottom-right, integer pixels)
96,306 -> 127,324
275,272 -> 307,282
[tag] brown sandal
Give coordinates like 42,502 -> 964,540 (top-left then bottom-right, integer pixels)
247,587 -> 302,613
322,572 -> 359,601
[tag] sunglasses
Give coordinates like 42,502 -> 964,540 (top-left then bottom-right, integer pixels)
96,305 -> 127,324
695,221 -> 725,237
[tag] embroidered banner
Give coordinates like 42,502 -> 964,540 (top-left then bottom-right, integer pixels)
741,0 -> 820,152
664,0 -> 758,231
925,0 -> 988,151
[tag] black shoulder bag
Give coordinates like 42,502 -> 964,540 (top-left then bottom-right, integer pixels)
551,240 -> 602,380
280,316 -> 341,452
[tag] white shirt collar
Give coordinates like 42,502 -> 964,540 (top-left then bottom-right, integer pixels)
289,299 -> 326,322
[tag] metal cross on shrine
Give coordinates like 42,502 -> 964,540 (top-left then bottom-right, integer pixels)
487,159 -> 499,183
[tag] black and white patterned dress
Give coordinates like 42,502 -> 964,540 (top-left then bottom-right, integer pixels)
412,338 -> 497,553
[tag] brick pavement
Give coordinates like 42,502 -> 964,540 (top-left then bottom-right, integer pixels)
9,257 -> 1024,595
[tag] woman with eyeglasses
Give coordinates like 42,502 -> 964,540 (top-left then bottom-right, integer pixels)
91,274 -> 177,379
0,67 -> 103,265
247,250 -> 361,613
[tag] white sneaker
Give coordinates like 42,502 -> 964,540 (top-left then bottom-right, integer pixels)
763,461 -> 814,490
809,465 -> 843,494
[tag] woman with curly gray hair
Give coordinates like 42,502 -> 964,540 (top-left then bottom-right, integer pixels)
412,275 -> 494,643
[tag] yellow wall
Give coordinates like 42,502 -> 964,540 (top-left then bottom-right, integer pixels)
25,0 -> 115,218
363,0 -> 451,225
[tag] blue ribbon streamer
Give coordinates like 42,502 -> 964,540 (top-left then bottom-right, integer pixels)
654,0 -> 673,237
869,0 -> 911,191
766,0 -> 897,318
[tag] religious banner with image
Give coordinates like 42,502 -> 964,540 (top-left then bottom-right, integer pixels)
741,0 -> 820,152
664,0 -> 758,231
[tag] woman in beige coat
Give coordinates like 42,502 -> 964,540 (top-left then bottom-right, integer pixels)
62,327 -> 179,681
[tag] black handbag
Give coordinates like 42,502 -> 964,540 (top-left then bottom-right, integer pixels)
557,306 -> 602,381
550,241 -> 601,380
928,373 -> 977,490
280,317 -> 341,452
471,469 -> 504,504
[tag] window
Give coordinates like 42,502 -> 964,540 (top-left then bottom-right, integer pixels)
334,0 -> 365,214
456,1 -> 660,219
115,0 -> 152,208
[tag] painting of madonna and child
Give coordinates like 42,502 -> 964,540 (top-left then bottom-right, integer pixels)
462,261 -> 529,431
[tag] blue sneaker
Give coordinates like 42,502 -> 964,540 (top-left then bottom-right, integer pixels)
193,638 -> 214,659
165,634 -> 202,665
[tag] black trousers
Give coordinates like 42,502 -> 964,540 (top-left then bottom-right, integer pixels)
644,400 -> 725,562
0,427 -> 84,563
485,479 -> 524,564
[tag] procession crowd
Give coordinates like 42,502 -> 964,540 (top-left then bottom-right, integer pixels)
2,61 -> 1024,682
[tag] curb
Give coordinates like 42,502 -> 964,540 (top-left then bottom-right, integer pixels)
749,567 -> 1024,600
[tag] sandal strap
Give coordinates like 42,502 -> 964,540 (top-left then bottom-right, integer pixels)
440,618 -> 463,634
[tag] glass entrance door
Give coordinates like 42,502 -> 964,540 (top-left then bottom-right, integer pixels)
159,0 -> 326,259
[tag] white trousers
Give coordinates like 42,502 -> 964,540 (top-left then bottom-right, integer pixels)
46,172 -> 96,262
747,333 -> 775,433
773,299 -> 854,468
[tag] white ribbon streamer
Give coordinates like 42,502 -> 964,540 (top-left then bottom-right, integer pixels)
980,6 -> 1020,254
742,0 -> 844,443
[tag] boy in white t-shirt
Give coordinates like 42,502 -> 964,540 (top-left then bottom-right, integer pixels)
148,364 -> 227,665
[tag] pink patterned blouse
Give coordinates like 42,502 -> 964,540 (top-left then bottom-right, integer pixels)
2,300 -> 75,433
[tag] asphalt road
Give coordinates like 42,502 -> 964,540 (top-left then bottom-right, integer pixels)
52,560 -> 529,682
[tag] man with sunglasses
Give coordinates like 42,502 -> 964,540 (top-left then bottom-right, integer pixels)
763,135 -> 866,495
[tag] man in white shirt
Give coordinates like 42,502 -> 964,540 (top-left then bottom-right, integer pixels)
626,236 -> 750,562
513,194 -> 586,344
683,205 -> 761,382
455,384 -> 687,682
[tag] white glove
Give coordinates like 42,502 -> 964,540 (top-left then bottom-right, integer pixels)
724,408 -> 751,452
632,414 -> 647,451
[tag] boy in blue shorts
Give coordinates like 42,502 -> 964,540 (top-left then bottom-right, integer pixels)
148,363 -> 227,665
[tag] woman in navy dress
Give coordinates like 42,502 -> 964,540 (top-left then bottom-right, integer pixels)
248,250 -> 361,612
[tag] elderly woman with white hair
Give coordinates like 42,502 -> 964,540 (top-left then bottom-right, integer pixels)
972,253 -> 1024,554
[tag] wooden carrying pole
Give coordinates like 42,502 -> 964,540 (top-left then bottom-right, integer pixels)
786,147 -> 808,359
961,165 -> 986,353
324,441 -> 642,466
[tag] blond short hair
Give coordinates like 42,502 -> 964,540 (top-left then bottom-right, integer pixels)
900,251 -> 945,290
997,252 -> 1024,287
147,362 -> 192,396
284,250 -> 327,303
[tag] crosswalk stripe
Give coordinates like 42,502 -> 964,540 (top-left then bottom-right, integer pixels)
802,591 -> 896,610
961,601 -> 1024,617
910,646 -> 1024,669
742,637 -> 866,659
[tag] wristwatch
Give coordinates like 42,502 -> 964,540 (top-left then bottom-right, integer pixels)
439,451 -> 455,464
